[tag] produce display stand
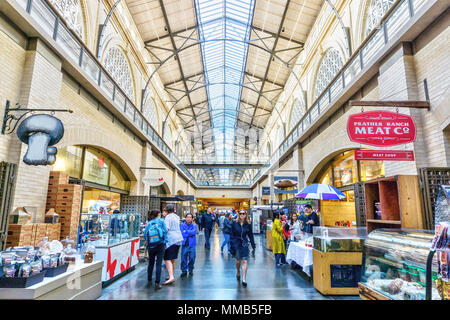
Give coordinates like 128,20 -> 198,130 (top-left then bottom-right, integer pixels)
0,260 -> 103,300
312,249 -> 363,295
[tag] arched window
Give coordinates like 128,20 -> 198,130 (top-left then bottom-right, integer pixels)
143,97 -> 158,132
314,48 -> 344,101
49,0 -> 84,39
289,98 -> 306,131
104,46 -> 135,102
364,0 -> 396,37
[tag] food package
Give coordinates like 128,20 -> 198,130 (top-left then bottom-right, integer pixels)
9,207 -> 32,225
436,278 -> 449,300
44,209 -> 59,224
387,278 -> 403,295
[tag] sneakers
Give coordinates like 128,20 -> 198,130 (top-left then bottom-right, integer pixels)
180,272 -> 188,277
154,283 -> 162,291
189,271 -> 194,276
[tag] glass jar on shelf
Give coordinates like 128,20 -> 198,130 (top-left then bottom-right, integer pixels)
83,241 -> 96,263
37,236 -> 51,255
61,236 -> 75,249
62,244 -> 77,264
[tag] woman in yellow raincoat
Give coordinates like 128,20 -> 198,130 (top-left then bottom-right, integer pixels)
272,212 -> 287,267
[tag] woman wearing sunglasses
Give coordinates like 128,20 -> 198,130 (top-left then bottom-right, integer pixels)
230,210 -> 256,287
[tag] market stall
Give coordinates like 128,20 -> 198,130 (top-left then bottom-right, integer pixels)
79,213 -> 140,283
312,227 -> 366,295
0,237 -> 102,300
286,234 -> 313,277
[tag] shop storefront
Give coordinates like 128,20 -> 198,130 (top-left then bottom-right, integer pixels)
313,150 -> 385,227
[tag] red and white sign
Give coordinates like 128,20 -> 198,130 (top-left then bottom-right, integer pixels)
355,150 -> 415,161
347,111 -> 416,147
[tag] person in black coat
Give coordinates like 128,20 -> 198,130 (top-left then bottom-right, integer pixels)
230,210 -> 255,288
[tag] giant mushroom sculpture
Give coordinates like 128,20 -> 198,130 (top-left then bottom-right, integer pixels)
17,114 -> 64,166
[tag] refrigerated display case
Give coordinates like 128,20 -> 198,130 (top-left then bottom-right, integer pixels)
312,227 -> 367,295
79,213 -> 140,282
358,228 -> 441,300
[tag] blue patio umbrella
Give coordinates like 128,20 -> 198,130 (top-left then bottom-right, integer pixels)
295,184 -> 346,200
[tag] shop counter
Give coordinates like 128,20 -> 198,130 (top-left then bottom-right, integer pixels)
286,241 -> 313,277
0,260 -> 103,300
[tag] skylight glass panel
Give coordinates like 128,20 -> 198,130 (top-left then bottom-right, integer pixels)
195,0 -> 254,183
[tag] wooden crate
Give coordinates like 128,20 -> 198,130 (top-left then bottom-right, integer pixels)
57,184 -> 82,197
46,223 -> 61,241
312,249 -> 363,295
6,224 -> 33,247
358,283 -> 391,300
320,201 -> 356,227
48,171 -> 69,186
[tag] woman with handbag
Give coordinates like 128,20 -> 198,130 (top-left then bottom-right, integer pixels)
230,210 -> 255,288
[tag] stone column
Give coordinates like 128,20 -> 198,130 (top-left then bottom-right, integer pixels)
256,181 -> 262,205
137,142 -> 152,196
172,168 -> 178,196
9,39 -> 63,222
269,172 -> 275,204
292,144 -> 305,190
378,42 -> 427,176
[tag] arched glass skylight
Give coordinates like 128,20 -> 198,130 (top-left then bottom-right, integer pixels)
364,0 -> 396,36
104,46 -> 135,102
49,0 -> 84,38
195,0 -> 255,183
313,48 -> 344,101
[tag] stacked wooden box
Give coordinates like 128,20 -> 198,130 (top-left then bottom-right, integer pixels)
6,224 -> 33,247
6,223 -> 61,248
56,184 -> 82,242
46,171 -> 70,212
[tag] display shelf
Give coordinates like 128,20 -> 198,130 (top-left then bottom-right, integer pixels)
366,219 -> 401,224
358,283 -> 391,300
364,175 -> 424,233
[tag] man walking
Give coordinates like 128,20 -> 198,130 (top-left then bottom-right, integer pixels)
180,213 -> 197,277
201,207 -> 215,250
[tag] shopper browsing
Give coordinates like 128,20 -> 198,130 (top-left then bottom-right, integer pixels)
230,210 -> 255,288
180,213 -> 197,277
288,213 -> 301,242
272,212 -> 287,267
163,204 -> 183,285
143,209 -> 167,290
300,204 -> 320,234
221,213 -> 232,253
201,208 -> 215,250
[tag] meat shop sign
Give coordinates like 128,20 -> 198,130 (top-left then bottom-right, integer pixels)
346,111 -> 416,147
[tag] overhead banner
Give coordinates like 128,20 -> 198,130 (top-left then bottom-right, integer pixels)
347,111 -> 416,147
274,176 -> 298,194
355,150 -> 415,161
262,187 -> 271,196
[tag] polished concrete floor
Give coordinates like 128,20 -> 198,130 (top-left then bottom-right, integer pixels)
98,229 -> 360,300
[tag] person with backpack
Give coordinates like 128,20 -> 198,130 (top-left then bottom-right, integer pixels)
180,213 -> 197,277
143,209 -> 167,290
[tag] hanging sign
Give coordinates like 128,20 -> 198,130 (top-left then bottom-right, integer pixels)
262,187 -> 271,196
347,111 -> 416,147
355,150 -> 415,161
142,174 -> 165,187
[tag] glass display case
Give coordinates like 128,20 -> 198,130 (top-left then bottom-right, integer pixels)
360,228 -> 440,300
313,227 -> 367,252
80,213 -> 140,247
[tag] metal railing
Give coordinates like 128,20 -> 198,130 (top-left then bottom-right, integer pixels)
17,0 -> 203,182
251,0 -> 430,186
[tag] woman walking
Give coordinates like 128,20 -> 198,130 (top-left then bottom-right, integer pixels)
163,204 -> 183,285
221,213 -> 232,253
143,209 -> 167,290
272,212 -> 287,267
230,210 -> 255,287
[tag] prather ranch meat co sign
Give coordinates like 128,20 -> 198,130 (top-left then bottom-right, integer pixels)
347,111 -> 416,147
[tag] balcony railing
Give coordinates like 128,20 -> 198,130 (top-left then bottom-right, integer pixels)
251,0 -> 430,186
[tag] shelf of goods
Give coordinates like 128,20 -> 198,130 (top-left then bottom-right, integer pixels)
79,213 -> 140,282
364,175 -> 423,233
358,229 -> 441,300
312,227 -> 366,295
265,220 -> 273,251
0,261 -> 103,300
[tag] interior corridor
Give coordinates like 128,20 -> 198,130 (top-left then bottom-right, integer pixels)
99,230 -> 358,300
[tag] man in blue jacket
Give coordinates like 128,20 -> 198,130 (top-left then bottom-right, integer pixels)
180,213 -> 197,277
201,208 -> 215,250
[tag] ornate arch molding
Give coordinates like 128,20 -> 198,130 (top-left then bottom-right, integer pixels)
48,0 -> 86,41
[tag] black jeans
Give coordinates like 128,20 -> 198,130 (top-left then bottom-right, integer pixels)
147,243 -> 165,283
204,228 -> 212,249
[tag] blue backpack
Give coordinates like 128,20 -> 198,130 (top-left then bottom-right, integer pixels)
147,220 -> 164,247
